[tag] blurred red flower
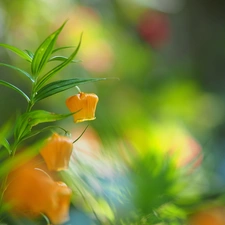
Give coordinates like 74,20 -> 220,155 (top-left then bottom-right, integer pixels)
137,10 -> 170,48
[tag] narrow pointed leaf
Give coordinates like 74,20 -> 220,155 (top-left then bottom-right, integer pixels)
0,63 -> 34,82
14,112 -> 30,141
34,77 -> 105,103
14,110 -> 74,141
0,145 -> 41,178
35,33 -> 83,92
0,80 -> 30,102
24,49 -> 34,59
20,125 -> 66,141
48,56 -> 80,63
0,43 -> 32,62
1,139 -> 11,154
52,46 -> 75,54
31,21 -> 67,76
0,120 -> 12,155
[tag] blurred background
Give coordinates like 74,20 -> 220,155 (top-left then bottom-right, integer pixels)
1,0 -> 225,224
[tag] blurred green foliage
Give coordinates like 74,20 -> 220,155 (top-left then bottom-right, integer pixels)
1,0 -> 225,224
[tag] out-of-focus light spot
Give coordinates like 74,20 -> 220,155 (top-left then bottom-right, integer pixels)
137,10 -> 170,48
168,131 -> 202,169
126,122 -> 203,170
71,126 -> 102,161
56,6 -> 115,74
81,40 -> 114,74
0,5 -> 6,39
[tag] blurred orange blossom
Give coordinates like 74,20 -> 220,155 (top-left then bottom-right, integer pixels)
40,133 -> 73,171
4,157 -> 72,225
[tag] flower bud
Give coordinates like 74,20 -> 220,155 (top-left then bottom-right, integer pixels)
66,92 -> 99,123
40,133 -> 73,171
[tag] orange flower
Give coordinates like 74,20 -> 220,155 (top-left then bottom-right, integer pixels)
40,133 -> 73,171
45,181 -> 72,225
66,92 -> 99,123
188,207 -> 225,225
4,158 -> 72,225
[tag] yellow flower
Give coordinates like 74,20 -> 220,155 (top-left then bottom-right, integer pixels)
66,92 -> 99,123
40,133 -> 73,171
4,158 -> 72,225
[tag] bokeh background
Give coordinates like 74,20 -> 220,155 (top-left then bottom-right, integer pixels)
1,0 -> 225,224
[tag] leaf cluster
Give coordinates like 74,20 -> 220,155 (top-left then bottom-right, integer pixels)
0,21 -> 106,152
0,21 -> 110,223
0,21 -> 105,106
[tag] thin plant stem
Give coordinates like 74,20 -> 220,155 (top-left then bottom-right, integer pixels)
75,85 -> 81,93
73,125 -> 89,143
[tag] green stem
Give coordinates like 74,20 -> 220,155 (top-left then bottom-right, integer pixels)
0,80 -> 35,208
73,125 -> 89,143
26,100 -> 34,113
26,78 -> 38,112
75,85 -> 81,93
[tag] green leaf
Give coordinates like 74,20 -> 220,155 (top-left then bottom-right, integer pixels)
0,120 -> 12,155
0,63 -> 34,82
24,49 -> 34,59
0,144 -> 41,178
35,33 -> 83,92
14,113 -> 30,142
14,110 -> 74,141
1,139 -> 11,154
48,56 -> 80,63
0,43 -> 32,62
34,77 -> 105,103
0,80 -> 30,102
19,125 -> 67,141
31,21 -> 67,76
19,126 -> 53,141
52,46 -> 75,54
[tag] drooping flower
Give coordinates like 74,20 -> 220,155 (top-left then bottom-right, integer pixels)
66,92 -> 99,123
4,158 -> 72,225
40,133 -> 73,171
44,181 -> 72,225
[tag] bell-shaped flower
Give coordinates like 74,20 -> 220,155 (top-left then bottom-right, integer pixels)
40,133 -> 73,171
66,92 -> 99,123
44,181 -> 72,225
4,158 -> 72,225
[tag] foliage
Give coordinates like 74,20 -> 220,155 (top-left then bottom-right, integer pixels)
1,2 -> 225,224
0,21 -> 106,225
